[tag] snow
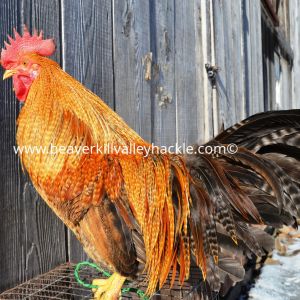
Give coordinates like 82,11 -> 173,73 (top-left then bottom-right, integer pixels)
249,237 -> 300,300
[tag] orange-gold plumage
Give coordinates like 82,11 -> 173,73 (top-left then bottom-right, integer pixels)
4,28 -> 300,299
17,54 -> 192,294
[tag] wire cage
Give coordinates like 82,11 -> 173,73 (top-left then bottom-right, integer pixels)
0,263 -> 209,300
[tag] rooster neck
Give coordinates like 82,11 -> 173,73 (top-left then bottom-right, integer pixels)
16,59 -> 148,180
14,58 -> 194,293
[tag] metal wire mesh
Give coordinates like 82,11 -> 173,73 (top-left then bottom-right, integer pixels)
0,263 -> 209,299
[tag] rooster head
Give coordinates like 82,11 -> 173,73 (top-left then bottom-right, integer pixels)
1,26 -> 55,101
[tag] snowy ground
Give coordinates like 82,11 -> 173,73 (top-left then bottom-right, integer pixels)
249,234 -> 300,300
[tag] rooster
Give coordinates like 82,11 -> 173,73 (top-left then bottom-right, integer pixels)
2,27 -> 300,300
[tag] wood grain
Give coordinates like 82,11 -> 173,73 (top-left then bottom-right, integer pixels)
199,0 -> 214,140
214,0 -> 264,123
222,0 -> 237,126
61,0 -> 115,262
230,0 -> 246,121
0,2 -> 25,290
113,0 -> 152,141
174,0 -> 202,146
62,0 -> 114,109
150,0 -> 177,147
261,12 -> 276,111
213,0 -> 232,128
0,0 -> 66,293
0,0 -> 300,296
289,0 -> 300,108
248,0 -> 264,114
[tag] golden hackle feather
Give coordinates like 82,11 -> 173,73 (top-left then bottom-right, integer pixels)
17,54 -> 191,294
13,48 -> 300,298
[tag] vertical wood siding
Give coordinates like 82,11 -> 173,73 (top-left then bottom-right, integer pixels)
62,0 -> 115,264
113,0 -> 152,141
0,0 -> 66,292
290,0 -> 300,108
151,0 -> 177,147
0,0 -> 299,292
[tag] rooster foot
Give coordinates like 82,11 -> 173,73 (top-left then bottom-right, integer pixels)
92,272 -> 126,300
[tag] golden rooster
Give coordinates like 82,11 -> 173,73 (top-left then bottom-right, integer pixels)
2,27 -> 300,299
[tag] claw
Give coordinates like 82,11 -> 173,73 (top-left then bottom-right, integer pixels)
92,273 -> 126,300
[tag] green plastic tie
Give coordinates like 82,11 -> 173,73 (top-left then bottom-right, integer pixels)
74,261 -> 149,299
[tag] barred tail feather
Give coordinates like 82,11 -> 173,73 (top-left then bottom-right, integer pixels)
184,110 -> 300,296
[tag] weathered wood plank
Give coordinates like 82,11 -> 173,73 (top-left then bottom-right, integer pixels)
241,0 -> 251,116
274,53 -> 292,110
289,0 -> 300,108
230,0 -> 246,121
151,0 -> 210,146
21,0 -> 61,64
62,0 -> 114,109
261,12 -> 276,110
113,0 -> 152,141
214,0 -> 263,122
150,0 -> 177,147
213,0 -> 233,129
206,0 -> 219,137
22,0 -> 67,276
212,0 -> 225,128
174,0 -> 202,146
222,0 -> 237,126
198,0 -> 214,141
0,2 -> 25,292
249,0 -> 264,113
62,0 -> 115,262
0,0 -> 66,293
242,0 -> 264,115
279,58 -> 292,109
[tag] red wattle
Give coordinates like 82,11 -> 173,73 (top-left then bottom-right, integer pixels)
13,75 -> 32,102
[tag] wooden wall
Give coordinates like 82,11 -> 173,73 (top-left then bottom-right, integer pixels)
0,0 -> 299,293
289,0 -> 300,108
0,0 -> 66,292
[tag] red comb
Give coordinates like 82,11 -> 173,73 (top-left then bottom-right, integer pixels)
1,25 -> 55,69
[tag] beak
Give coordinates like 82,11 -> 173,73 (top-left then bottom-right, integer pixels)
3,69 -> 17,80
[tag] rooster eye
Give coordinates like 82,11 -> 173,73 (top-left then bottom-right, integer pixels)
22,61 -> 28,66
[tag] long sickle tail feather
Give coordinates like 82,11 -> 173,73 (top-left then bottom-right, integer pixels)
184,110 -> 300,297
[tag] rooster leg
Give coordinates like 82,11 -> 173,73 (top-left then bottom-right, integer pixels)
92,272 -> 126,300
